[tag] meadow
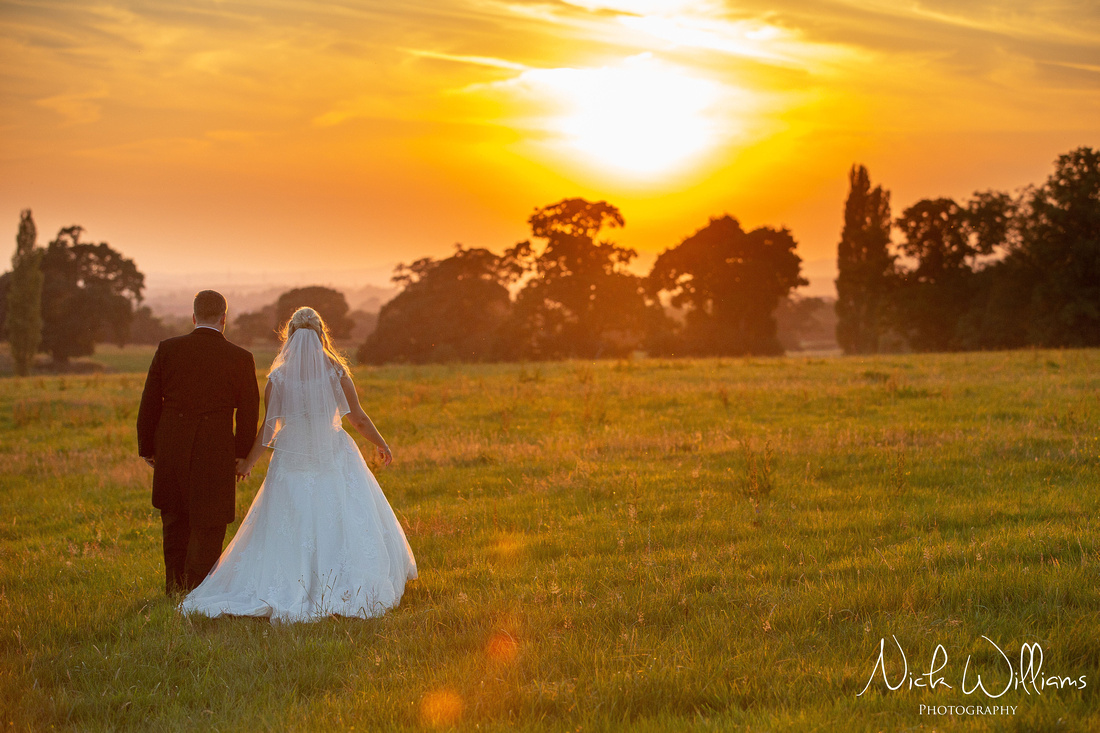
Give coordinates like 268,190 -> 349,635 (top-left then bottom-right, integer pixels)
1,349 -> 1097,731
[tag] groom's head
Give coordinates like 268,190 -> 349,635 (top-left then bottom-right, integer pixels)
193,290 -> 228,329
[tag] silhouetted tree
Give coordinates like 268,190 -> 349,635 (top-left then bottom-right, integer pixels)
234,305 -> 278,345
275,286 -> 354,339
892,198 -> 972,352
347,310 -> 378,343
1012,146 -> 1100,346
953,258 -> 1032,350
892,193 -> 1013,351
359,245 -> 518,364
6,210 -> 44,375
40,226 -> 144,365
835,165 -> 896,354
0,272 -> 10,341
501,198 -> 657,359
648,215 -> 807,356
129,306 -> 173,345
775,296 -> 837,352
942,191 -> 1021,350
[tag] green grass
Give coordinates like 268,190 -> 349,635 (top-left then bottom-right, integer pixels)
0,343 -> 282,377
55,344 -> 284,375
1,350 -> 1097,731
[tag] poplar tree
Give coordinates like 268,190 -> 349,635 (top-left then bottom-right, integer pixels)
835,165 -> 896,354
6,210 -> 43,376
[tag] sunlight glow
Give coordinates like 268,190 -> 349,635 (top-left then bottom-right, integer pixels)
420,689 -> 463,728
3,0 -> 1083,278
560,0 -> 708,13
486,630 -> 520,664
493,54 -> 727,177
619,15 -> 790,62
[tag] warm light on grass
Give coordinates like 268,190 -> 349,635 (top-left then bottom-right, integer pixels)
486,630 -> 520,665
1,350 -> 1097,730
420,688 -> 464,727
492,532 -> 526,564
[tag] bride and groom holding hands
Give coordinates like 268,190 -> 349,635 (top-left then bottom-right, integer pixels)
136,290 -> 417,622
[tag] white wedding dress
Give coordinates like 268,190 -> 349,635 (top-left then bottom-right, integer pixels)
180,330 -> 417,622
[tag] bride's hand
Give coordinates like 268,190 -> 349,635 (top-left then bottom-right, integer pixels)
235,457 -> 251,480
377,443 -> 392,467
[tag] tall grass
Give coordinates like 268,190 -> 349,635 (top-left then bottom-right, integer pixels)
1,350 -> 1097,731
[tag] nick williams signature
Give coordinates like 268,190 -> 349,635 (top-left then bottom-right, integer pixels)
857,635 -> 1087,698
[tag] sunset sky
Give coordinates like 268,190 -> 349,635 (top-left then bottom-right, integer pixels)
1,0 -> 1097,298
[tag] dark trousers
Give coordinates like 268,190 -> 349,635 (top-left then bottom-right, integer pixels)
161,511 -> 227,595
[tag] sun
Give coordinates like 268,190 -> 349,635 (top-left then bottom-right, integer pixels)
500,54 -> 728,179
556,56 -> 724,176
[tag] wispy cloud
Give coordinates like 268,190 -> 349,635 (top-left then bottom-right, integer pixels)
34,84 -> 110,125
1,0 -> 1095,274
407,49 -> 531,71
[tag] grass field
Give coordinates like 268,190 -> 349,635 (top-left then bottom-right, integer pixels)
1,349 -> 1097,731
0,343 -> 283,377
90,344 -> 285,375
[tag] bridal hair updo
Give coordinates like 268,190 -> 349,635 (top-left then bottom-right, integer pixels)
276,306 -> 351,376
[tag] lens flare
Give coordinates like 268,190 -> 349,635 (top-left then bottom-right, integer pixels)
486,630 -> 520,664
420,689 -> 463,728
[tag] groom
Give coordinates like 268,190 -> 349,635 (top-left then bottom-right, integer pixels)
137,290 -> 260,595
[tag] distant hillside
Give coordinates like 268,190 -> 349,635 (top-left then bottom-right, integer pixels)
144,282 -> 398,317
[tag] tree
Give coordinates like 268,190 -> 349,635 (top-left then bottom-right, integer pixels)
358,245 -> 517,364
274,286 -> 354,339
347,310 -> 379,343
835,165 -> 896,354
0,272 -> 10,341
501,198 -> 657,359
39,225 -> 144,365
892,193 -> 1013,351
6,210 -> 44,375
234,305 -> 278,345
648,215 -> 807,356
953,258 -> 1032,351
129,306 -> 173,345
1012,146 -> 1100,346
775,296 -> 837,352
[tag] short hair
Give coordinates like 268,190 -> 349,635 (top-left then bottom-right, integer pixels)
194,290 -> 227,322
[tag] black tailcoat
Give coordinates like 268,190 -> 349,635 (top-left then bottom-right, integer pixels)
136,328 -> 260,527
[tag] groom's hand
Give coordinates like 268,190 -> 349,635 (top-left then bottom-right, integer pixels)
235,457 -> 250,481
141,456 -> 155,468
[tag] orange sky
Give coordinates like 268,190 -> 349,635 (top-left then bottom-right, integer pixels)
1,0 -> 1097,298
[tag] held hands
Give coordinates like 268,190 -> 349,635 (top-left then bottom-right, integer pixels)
145,453 -> 253,478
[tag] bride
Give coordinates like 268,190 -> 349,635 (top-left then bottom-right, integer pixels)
180,307 -> 417,622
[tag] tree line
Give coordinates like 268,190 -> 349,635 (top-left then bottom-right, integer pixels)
219,199 -> 814,364
0,213 -> 374,375
12,147 -> 1089,374
836,146 -> 1100,353
355,198 -> 807,364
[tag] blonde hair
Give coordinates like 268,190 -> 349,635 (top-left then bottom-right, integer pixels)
275,307 -> 351,376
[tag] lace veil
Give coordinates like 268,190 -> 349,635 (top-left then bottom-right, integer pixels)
261,328 -> 350,465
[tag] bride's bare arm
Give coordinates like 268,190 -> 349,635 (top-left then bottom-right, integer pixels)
340,374 -> 392,466
237,380 -> 273,477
